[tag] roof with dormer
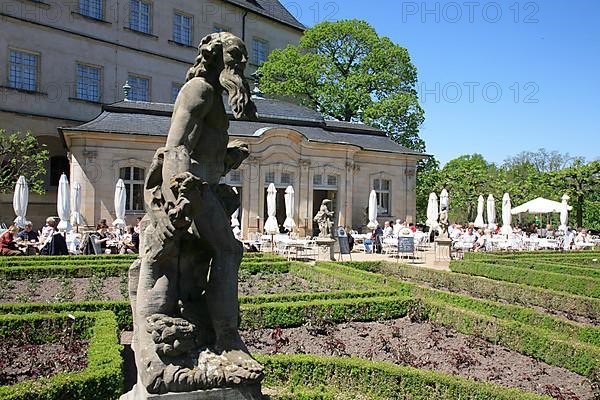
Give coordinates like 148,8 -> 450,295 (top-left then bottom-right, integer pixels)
59,97 -> 428,158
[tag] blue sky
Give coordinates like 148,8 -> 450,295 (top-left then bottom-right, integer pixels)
288,0 -> 600,165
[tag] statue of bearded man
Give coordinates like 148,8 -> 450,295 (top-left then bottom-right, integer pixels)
125,32 -> 263,398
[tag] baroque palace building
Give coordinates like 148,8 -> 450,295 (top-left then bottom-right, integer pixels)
0,0 -> 303,226
59,96 -> 426,237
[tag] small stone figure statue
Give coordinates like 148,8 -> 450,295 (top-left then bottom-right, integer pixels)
314,199 -> 334,238
124,33 -> 263,398
439,207 -> 449,239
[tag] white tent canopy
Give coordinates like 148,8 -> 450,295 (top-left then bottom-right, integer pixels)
511,197 -> 573,215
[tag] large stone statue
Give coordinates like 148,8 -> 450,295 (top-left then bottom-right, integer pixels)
313,199 -> 334,238
124,32 -> 263,399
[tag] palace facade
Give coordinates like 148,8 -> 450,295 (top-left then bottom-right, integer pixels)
59,96 -> 426,237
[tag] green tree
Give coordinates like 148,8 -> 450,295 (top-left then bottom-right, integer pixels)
0,130 -> 48,194
550,160 -> 600,228
259,19 -> 424,150
437,154 -> 499,223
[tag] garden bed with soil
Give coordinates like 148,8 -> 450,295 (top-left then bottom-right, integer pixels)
0,272 -> 330,304
0,339 -> 89,386
242,317 -> 597,400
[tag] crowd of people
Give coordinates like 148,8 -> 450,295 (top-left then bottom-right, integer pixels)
447,223 -> 594,253
0,217 -> 141,256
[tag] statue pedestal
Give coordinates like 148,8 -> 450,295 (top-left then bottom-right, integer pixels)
120,382 -> 263,400
434,238 -> 452,262
315,238 -> 336,261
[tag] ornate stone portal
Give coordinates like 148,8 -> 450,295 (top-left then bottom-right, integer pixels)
122,33 -> 263,399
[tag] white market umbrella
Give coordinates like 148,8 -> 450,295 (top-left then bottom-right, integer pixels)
439,188 -> 449,210
113,179 -> 126,229
231,187 -> 241,238
511,197 -> 572,215
283,185 -> 296,232
487,194 -> 496,229
13,176 -> 28,228
264,183 -> 279,234
501,193 -> 512,235
474,195 -> 485,228
231,187 -> 241,228
367,190 -> 378,229
57,174 -> 72,232
426,192 -> 438,230
559,194 -> 570,231
71,182 -> 83,227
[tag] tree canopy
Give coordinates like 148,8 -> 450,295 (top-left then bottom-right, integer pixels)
417,149 -> 600,230
258,19 -> 425,151
0,130 -> 48,194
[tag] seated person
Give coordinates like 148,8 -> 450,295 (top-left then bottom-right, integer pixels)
575,228 -> 592,247
383,221 -> 394,238
91,223 -> 110,254
458,227 -> 478,251
17,221 -> 39,242
1,225 -> 23,256
40,217 -> 57,244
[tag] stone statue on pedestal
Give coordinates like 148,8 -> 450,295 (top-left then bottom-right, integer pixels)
313,199 -> 334,238
439,207 -> 449,240
123,32 -> 263,399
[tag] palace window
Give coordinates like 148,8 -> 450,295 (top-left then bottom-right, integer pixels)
120,167 -> 145,211
79,0 -> 103,19
9,49 -> 39,91
76,64 -> 101,102
313,174 -> 338,189
252,38 -> 268,65
265,172 -> 275,184
129,0 -> 151,34
373,178 -> 391,216
173,13 -> 192,46
128,75 -> 150,101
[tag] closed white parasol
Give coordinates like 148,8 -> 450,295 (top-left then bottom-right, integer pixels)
501,193 -> 512,235
230,187 -> 241,239
426,192 -> 438,230
367,190 -> 378,229
559,194 -> 570,231
264,183 -> 279,234
113,179 -> 127,229
474,195 -> 485,228
487,194 -> 496,230
71,182 -> 83,226
57,174 -> 72,232
283,185 -> 295,232
13,176 -> 28,228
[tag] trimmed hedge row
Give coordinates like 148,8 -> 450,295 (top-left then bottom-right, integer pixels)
0,311 -> 123,400
352,261 -> 600,321
241,295 -> 417,330
481,258 -> 600,279
451,261 -> 600,298
260,354 -> 550,400
326,262 -> 600,347
0,260 -> 293,280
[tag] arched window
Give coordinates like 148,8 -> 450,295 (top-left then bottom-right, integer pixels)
119,166 -> 145,211
373,178 -> 391,216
